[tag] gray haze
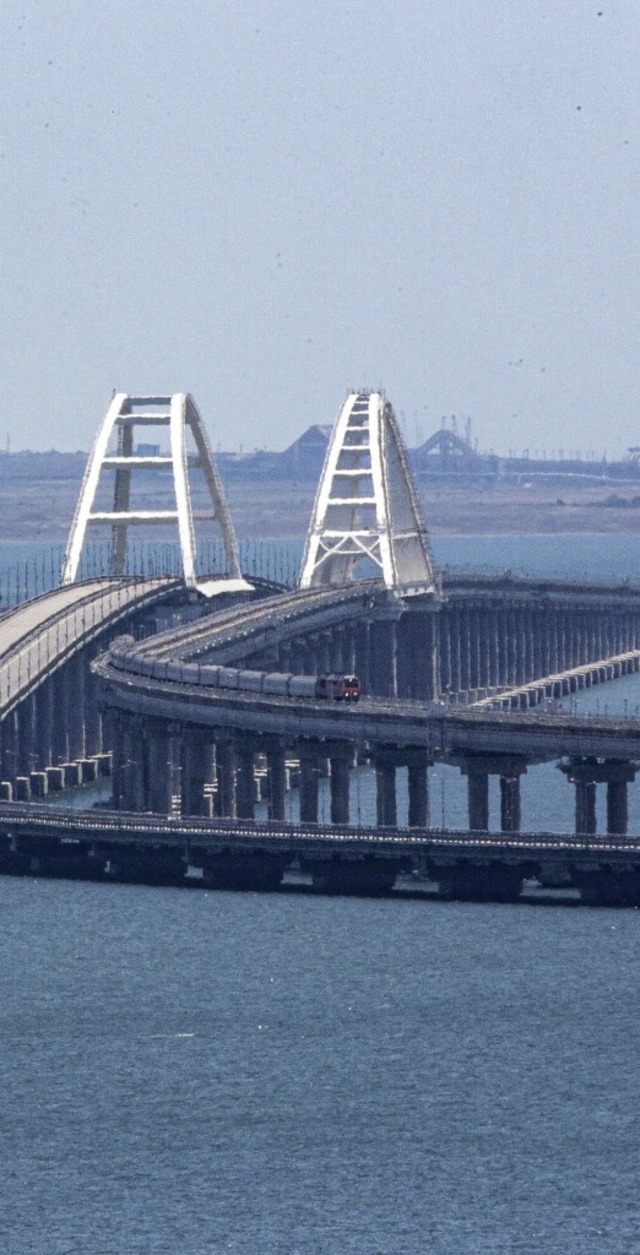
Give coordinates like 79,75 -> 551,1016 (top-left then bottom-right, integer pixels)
2,1 -> 639,455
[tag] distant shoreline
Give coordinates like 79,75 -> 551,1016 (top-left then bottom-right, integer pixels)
3,476 -> 640,541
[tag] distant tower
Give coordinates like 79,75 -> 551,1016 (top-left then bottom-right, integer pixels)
299,391 -> 438,591
62,392 -> 243,586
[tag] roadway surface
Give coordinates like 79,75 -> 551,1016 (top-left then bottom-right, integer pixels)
0,577 -> 181,716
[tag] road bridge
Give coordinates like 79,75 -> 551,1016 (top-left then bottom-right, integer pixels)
0,576 -> 191,797
4,382 -> 640,905
1,799 -> 640,904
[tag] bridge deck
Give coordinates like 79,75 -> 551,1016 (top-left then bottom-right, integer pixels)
0,577 -> 181,716
1,801 -> 640,861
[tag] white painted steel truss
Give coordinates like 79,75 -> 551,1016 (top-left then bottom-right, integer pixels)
299,392 -> 438,591
62,392 -> 243,587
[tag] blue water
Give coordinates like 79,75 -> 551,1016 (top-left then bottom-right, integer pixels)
3,877 -> 640,1255
3,531 -> 640,606
4,533 -> 640,1254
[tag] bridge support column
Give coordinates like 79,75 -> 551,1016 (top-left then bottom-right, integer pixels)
51,667 -> 70,765
67,654 -> 85,761
36,680 -> 54,768
354,622 -> 371,695
459,755 -> 528,833
84,656 -> 103,756
500,774 -> 522,834
603,760 -> 635,836
17,695 -> 37,779
147,721 -> 176,814
1,712 -> 18,788
328,743 -> 351,825
397,612 -> 432,699
235,740 -> 256,821
123,717 -> 146,811
560,758 -> 636,837
407,750 -> 430,829
576,780 -> 597,836
214,740 -> 235,818
299,743 -> 321,824
266,743 -> 287,822
369,618 -> 398,698
607,780 -> 628,837
182,731 -> 214,818
466,769 -> 489,832
374,752 -> 397,828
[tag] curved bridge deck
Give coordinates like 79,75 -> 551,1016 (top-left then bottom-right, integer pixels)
0,577 -> 181,716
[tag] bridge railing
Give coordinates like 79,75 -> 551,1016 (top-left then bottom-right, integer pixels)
3,800 -> 640,853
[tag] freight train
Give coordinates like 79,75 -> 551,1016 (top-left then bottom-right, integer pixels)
108,642 -> 362,704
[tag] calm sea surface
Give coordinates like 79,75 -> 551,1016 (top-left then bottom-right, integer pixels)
2,535 -> 640,1254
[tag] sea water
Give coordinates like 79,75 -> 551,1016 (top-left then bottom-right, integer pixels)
2,535 -> 640,1254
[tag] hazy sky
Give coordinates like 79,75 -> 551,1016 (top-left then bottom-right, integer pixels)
2,1 -> 639,455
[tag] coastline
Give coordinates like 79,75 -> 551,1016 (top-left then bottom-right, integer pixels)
3,476 -> 640,540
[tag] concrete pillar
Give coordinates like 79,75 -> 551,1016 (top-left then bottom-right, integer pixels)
467,770 -> 489,832
288,639 -> 305,676
375,756 -> 397,828
500,775 -> 521,833
215,740 -> 235,818
397,611 -> 437,700
235,740 -> 256,820
299,745 -> 320,824
118,716 -> 146,811
459,609 -> 471,691
147,721 -> 175,814
107,711 -> 124,807
84,658 -> 102,756
51,666 -> 70,765
607,780 -> 628,836
467,608 -> 477,690
278,641 -> 292,673
575,781 -> 597,835
561,758 -> 635,838
329,748 -> 350,825
302,636 -> 318,675
67,654 -> 85,761
369,618 -> 398,698
1,712 -> 18,786
407,752 -> 429,829
182,731 -> 214,817
438,610 -> 452,695
342,625 -> 356,676
36,679 -> 54,768
316,633 -> 331,675
267,743 -> 287,822
17,694 -> 36,778
354,621 -> 371,695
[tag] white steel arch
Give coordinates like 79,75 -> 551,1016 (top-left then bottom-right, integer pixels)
299,391 -> 438,592
62,392 -> 243,587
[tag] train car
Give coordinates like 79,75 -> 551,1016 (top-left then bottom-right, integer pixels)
315,673 -> 361,703
235,669 -> 266,693
286,675 -> 321,699
261,672 -> 293,697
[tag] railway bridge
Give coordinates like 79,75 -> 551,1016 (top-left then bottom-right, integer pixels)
3,387 -> 640,903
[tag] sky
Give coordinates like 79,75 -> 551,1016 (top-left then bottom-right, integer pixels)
1,1 -> 639,456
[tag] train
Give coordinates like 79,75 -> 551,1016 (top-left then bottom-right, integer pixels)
108,641 -> 362,704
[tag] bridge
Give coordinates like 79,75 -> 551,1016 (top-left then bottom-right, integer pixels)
1,798 -> 640,904
2,386 -> 640,904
